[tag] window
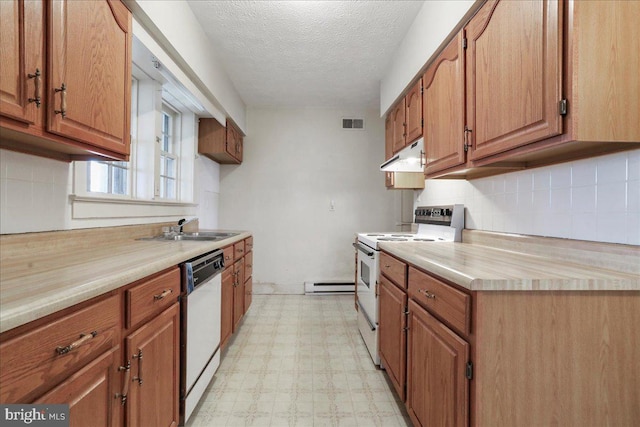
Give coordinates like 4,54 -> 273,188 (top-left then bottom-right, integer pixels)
159,104 -> 179,200
87,161 -> 129,195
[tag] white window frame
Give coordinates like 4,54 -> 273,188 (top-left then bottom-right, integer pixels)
157,102 -> 180,200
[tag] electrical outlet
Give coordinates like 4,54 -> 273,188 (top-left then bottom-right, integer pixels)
330,200 -> 335,211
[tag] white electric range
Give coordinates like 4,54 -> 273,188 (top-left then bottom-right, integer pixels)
354,204 -> 464,365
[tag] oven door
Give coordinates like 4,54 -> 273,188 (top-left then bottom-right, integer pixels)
354,241 -> 378,325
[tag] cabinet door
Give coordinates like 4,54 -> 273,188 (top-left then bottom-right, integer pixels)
235,131 -> 244,163
407,300 -> 469,427
35,347 -> 122,427
126,303 -> 180,427
423,32 -> 466,175
465,0 -> 562,161
220,267 -> 234,349
48,0 -> 131,156
232,259 -> 245,331
0,0 -> 43,125
244,276 -> 252,313
392,101 -> 406,153
378,276 -> 407,401
405,79 -> 423,144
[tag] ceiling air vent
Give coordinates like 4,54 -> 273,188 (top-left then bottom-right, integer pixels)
342,118 -> 365,130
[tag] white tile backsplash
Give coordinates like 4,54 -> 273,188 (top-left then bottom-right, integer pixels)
415,149 -> 640,245
596,153 -> 627,183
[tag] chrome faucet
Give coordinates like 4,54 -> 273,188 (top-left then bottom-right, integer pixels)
177,218 -> 198,233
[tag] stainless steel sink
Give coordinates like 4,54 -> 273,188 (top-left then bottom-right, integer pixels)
138,231 -> 240,242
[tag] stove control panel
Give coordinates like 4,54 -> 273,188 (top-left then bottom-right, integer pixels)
415,205 -> 463,227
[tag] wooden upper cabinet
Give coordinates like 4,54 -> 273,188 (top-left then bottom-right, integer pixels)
423,32 -> 466,176
465,0 -> 563,161
47,0 -> 131,156
0,0 -> 43,126
0,0 -> 131,161
199,118 -> 244,164
404,79 -> 423,144
391,100 -> 406,154
564,0 -> 640,143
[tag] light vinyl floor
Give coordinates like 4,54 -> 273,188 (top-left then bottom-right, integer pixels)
187,294 -> 411,427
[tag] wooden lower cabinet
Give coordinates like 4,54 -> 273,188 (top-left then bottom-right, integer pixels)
0,268 -> 183,427
35,347 -> 122,427
221,236 -> 253,348
125,303 -> 180,427
232,258 -> 245,331
220,266 -> 234,349
406,300 -> 469,427
378,275 -> 407,401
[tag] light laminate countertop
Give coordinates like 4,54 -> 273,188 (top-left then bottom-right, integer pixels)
379,241 -> 640,292
0,231 -> 250,333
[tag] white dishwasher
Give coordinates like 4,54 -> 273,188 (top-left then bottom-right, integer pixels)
179,249 -> 224,425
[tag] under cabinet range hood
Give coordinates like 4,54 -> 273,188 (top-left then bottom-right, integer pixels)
380,138 -> 425,172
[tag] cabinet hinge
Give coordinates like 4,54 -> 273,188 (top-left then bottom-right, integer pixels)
421,118 -> 424,128
463,38 -> 467,49
466,362 -> 473,380
559,99 -> 568,116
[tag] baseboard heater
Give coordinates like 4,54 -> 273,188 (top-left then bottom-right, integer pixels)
304,281 -> 354,295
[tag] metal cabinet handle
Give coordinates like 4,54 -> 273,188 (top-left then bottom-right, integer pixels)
464,126 -> 473,152
27,68 -> 41,107
116,360 -> 131,405
56,331 -> 97,355
54,83 -> 67,117
153,289 -> 173,301
132,349 -> 143,385
419,289 -> 436,299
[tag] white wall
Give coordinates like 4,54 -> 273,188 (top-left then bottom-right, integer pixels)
415,149 -> 640,245
194,155 -> 220,229
218,108 -> 397,292
380,0 -> 476,115
0,149 -> 72,233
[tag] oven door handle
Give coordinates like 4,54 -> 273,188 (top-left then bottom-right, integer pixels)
352,242 -> 374,257
357,301 -> 376,332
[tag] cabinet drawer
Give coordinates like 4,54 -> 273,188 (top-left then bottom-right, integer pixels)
244,251 -> 253,279
408,267 -> 471,335
234,241 -> 245,260
223,245 -> 234,267
0,295 -> 120,403
126,267 -> 180,329
245,236 -> 253,253
380,252 -> 407,289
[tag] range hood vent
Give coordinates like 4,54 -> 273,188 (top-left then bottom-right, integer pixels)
380,138 -> 424,172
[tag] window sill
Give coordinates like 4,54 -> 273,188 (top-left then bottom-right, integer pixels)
70,195 -> 197,220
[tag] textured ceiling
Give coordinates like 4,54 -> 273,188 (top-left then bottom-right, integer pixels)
186,0 -> 424,109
